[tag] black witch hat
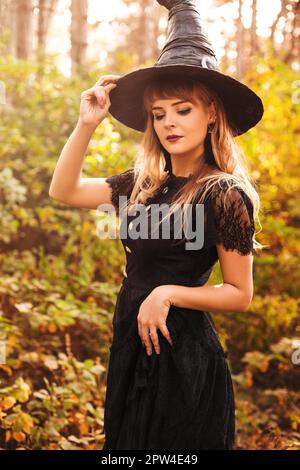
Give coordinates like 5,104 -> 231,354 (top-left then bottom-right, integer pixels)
108,0 -> 264,138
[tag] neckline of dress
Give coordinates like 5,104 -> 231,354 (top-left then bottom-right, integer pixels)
167,171 -> 193,181
163,153 -> 193,181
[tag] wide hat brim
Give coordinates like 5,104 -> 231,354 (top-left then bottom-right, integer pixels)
108,64 -> 264,137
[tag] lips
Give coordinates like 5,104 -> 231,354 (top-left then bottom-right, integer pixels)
167,136 -> 183,142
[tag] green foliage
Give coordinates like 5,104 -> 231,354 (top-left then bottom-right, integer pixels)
0,50 -> 299,449
208,50 -> 300,449
0,54 -> 135,449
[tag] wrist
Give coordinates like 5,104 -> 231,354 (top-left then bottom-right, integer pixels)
154,285 -> 176,307
76,119 -> 97,133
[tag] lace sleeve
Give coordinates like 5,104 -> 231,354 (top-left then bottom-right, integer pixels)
105,168 -> 135,216
207,180 -> 255,256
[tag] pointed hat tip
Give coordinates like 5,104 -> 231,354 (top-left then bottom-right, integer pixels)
157,0 -> 197,11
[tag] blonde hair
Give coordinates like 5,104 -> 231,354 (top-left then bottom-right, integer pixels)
122,75 -> 266,253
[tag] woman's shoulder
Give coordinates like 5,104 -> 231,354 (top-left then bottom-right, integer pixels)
105,167 -> 136,214
105,167 -> 136,186
206,172 -> 253,210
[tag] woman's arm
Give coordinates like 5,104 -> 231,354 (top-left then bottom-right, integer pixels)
48,121 -> 112,209
155,244 -> 254,313
49,75 -> 120,209
49,120 -> 95,199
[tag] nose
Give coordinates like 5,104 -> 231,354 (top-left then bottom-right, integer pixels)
163,113 -> 176,127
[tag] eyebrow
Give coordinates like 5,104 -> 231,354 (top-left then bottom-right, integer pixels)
151,100 -> 189,111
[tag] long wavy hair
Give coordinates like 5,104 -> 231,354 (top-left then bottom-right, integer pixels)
122,75 -> 265,253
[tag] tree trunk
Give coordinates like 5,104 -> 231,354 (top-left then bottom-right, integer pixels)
70,0 -> 88,76
271,0 -> 288,46
284,0 -> 300,65
0,0 -> 16,55
250,0 -> 258,54
236,0 -> 245,80
16,0 -> 34,59
37,0 -> 59,57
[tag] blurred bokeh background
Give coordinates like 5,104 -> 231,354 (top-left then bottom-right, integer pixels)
0,0 -> 299,450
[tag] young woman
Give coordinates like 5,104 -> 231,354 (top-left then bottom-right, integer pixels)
49,0 -> 265,450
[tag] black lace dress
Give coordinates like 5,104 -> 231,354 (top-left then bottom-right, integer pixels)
102,166 -> 255,450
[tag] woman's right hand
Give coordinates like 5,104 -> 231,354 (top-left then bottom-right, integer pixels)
78,74 -> 121,128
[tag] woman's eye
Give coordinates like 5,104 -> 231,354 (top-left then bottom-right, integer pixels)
153,108 -> 191,121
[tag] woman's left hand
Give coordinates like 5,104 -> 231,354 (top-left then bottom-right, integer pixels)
137,286 -> 174,356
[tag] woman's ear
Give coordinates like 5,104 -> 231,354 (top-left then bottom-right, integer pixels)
208,100 -> 216,121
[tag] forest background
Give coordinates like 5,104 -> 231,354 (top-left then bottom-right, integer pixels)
0,0 -> 299,450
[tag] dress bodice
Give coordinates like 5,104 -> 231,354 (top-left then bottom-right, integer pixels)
104,167 -> 255,293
